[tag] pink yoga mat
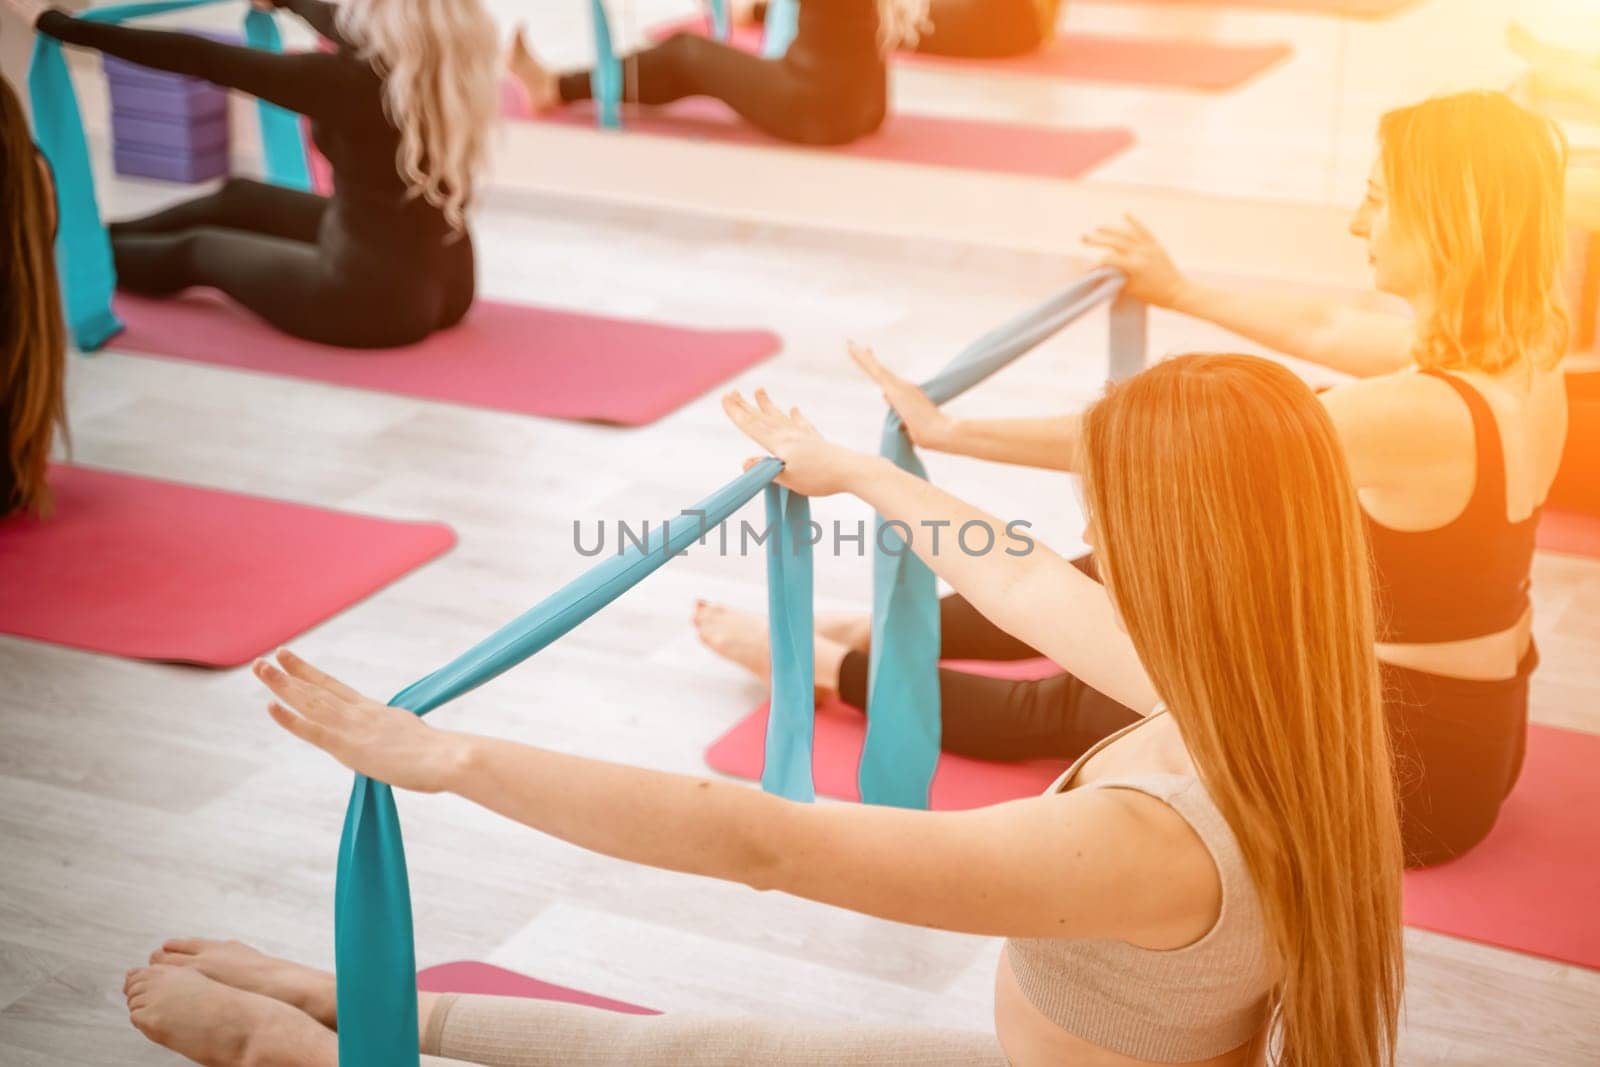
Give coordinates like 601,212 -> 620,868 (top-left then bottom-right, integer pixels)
1403,724 -> 1600,970
417,962 -> 658,1015
653,20 -> 1291,92
108,292 -> 781,427
1536,508 -> 1600,559
705,657 -> 1073,809
516,90 -> 1133,182
0,464 -> 454,667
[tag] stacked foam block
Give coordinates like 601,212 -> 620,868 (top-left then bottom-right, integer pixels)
104,47 -> 230,183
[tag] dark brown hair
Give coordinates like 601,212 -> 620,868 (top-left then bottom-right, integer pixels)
1,77 -> 68,517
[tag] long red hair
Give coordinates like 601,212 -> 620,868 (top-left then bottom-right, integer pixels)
2,78 -> 68,517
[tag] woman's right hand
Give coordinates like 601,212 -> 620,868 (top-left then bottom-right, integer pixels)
1082,215 -> 1190,309
2,0 -> 53,28
722,388 -> 871,497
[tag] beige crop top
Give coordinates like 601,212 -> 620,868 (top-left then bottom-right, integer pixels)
1004,711 -> 1277,1062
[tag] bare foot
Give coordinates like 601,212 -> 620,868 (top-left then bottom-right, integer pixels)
124,964 -> 335,1067
815,611 -> 871,652
149,939 -> 336,1031
693,601 -> 850,693
694,601 -> 772,682
507,24 -> 560,113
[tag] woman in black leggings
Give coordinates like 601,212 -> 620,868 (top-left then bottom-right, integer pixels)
507,0 -> 889,146
17,0 -> 499,348
699,92 -> 1570,870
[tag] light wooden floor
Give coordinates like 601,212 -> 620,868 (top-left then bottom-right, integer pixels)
5,1 -> 1600,1064
3,185 -> 1599,1064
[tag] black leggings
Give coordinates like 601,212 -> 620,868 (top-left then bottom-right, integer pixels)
110,178 -> 475,348
839,553 -> 1535,869
558,33 -> 886,146
1386,649 -> 1534,868
837,556 -> 1143,762
912,0 -> 1051,58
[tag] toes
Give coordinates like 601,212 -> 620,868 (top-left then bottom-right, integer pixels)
162,937 -> 203,955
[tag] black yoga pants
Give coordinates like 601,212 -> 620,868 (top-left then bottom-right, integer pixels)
836,555 -> 1142,762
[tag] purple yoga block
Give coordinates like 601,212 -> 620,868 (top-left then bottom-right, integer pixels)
111,111 -> 230,153
106,78 -> 228,121
114,143 -> 230,183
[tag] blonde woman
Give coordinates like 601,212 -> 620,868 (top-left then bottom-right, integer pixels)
702,91 -> 1566,869
1,75 -> 67,517
123,356 -> 1401,1067
508,0 -> 928,146
7,0 -> 499,348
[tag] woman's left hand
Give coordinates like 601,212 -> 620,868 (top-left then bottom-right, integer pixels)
3,0 -> 53,28
256,649 -> 467,793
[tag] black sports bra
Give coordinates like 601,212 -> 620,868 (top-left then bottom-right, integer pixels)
1364,370 -> 1539,644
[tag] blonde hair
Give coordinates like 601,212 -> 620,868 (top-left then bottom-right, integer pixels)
1380,91 -> 1569,374
2,79 -> 68,518
336,0 -> 500,233
1081,354 -> 1404,1067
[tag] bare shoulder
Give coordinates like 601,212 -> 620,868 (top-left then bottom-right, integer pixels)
1045,785 -> 1223,949
1319,369 -> 1474,488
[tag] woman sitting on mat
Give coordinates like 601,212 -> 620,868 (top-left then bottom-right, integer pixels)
700,90 -> 1570,869
507,0 -> 928,146
7,0 -> 498,349
123,355 -> 1402,1067
739,0 -> 1064,59
1,76 -> 67,519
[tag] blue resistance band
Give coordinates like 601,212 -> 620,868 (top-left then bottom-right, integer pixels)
589,0 -> 623,129
707,0 -> 731,41
28,0 -> 311,352
334,459 -> 814,1066
761,0 -> 799,58
862,269 -> 1144,807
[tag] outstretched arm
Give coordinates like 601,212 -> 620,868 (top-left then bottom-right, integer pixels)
723,388 -> 1161,714
257,651 -> 1211,943
850,343 -> 1086,472
34,8 -> 351,119
1085,215 -> 1415,378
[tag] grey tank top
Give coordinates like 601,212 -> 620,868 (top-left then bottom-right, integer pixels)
1004,711 -> 1276,1062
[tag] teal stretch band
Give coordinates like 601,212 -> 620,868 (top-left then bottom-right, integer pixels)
708,0 -> 731,41
762,484 -> 816,801
334,458 -> 814,1066
761,0 -> 799,58
28,0 -> 310,351
862,269 -> 1144,808
240,8 -> 315,190
589,0 -> 623,129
